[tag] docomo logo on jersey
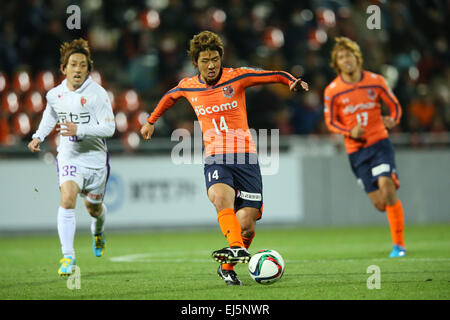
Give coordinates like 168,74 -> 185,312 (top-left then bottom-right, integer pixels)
343,102 -> 377,114
194,100 -> 238,116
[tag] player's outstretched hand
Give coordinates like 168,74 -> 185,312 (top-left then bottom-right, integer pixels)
290,78 -> 309,92
56,121 -> 78,136
28,138 -> 41,153
140,122 -> 155,140
382,116 -> 395,130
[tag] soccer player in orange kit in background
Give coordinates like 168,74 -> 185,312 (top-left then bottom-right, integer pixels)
323,37 -> 406,258
140,31 -> 308,285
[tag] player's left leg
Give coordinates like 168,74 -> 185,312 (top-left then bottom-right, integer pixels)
85,200 -> 107,257
82,165 -> 109,257
236,206 -> 258,249
378,176 -> 406,257
367,190 -> 386,212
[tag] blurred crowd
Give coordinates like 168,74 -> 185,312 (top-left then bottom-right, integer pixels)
0,0 -> 449,149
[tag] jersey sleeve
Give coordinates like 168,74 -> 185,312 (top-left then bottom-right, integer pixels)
323,88 -> 352,137
32,95 -> 58,142
147,86 -> 184,124
236,67 -> 297,89
378,76 -> 402,124
76,89 -> 116,139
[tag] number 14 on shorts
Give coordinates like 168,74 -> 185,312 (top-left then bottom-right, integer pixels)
208,169 -> 219,182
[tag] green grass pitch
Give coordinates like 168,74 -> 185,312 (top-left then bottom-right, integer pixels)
0,224 -> 449,300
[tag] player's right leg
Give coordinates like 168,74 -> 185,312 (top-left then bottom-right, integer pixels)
57,180 -> 80,276
217,156 -> 262,267
56,160 -> 84,276
378,176 -> 406,257
368,189 -> 406,257
219,207 -> 259,284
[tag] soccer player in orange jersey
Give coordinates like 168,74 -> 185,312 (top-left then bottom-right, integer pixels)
140,31 -> 308,285
323,37 -> 406,258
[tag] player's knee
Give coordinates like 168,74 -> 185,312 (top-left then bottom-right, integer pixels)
85,202 -> 102,217
60,182 -> 79,209
373,200 -> 386,212
60,199 -> 76,209
381,188 -> 397,206
211,194 -> 233,212
379,176 -> 395,194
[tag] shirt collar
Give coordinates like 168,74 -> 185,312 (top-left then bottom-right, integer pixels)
197,68 -> 223,86
62,76 -> 92,93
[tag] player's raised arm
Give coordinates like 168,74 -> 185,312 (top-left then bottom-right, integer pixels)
140,86 -> 184,140
289,77 -> 309,92
140,122 -> 154,140
235,67 -> 308,92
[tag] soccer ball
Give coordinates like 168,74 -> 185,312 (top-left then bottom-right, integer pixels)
248,249 -> 285,284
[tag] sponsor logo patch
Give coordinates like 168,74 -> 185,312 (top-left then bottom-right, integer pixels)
237,190 -> 262,201
343,102 -> 377,114
194,100 -> 238,116
82,191 -> 104,200
371,163 -> 391,176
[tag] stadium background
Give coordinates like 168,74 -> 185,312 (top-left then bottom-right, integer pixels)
0,0 -> 449,231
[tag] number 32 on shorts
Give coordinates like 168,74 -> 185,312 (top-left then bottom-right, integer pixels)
208,169 -> 219,182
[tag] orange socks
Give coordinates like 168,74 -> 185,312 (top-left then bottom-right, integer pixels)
217,208 -> 244,248
386,199 -> 405,247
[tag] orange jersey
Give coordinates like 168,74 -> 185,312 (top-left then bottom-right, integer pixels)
323,70 -> 402,154
148,67 -> 296,157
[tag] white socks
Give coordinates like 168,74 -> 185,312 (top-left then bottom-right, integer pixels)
57,206 -> 76,258
57,204 -> 107,257
90,203 -> 107,235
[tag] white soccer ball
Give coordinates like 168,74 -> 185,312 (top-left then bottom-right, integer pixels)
248,249 -> 285,284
